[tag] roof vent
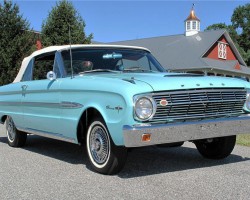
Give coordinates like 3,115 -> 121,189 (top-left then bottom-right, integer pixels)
196,35 -> 202,41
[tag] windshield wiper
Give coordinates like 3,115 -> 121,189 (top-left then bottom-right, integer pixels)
79,69 -> 119,74
123,67 -> 154,72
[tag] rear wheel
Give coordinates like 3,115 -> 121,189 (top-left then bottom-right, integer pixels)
6,116 -> 27,147
86,118 -> 127,175
194,136 -> 236,159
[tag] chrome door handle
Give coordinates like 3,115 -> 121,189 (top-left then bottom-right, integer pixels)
21,85 -> 28,90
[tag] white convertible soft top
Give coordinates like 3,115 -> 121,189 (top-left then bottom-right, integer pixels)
14,44 -> 150,83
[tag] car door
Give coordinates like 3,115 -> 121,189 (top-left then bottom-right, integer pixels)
21,52 -> 62,135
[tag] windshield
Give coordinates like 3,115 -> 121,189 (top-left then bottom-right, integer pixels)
61,48 -> 164,75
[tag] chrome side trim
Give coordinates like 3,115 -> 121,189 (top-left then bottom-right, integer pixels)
0,101 -> 22,106
0,101 -> 83,109
61,101 -> 83,108
123,115 -> 250,147
17,127 -> 77,144
22,102 -> 60,108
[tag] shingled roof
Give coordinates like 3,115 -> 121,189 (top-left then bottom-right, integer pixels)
109,29 -> 250,76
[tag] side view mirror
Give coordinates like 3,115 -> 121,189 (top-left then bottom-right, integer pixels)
46,71 -> 56,80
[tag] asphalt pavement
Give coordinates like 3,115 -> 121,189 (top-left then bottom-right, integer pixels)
0,124 -> 249,200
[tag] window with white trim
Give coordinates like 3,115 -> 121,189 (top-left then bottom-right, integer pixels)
218,42 -> 227,59
192,21 -> 196,30
186,21 -> 190,30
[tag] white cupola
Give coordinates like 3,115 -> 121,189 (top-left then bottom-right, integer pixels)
185,6 -> 200,36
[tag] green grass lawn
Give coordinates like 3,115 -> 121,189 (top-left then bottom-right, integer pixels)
236,134 -> 250,147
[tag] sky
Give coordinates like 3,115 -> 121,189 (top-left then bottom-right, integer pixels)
6,0 -> 250,42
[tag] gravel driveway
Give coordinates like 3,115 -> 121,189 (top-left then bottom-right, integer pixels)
0,124 -> 249,200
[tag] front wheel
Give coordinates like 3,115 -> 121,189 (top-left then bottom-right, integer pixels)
194,136 -> 236,159
86,118 -> 127,175
6,116 -> 27,147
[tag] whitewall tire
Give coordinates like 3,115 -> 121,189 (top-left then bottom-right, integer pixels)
86,118 -> 127,175
6,116 -> 27,147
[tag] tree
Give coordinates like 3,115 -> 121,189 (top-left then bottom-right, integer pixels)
0,0 -> 34,85
231,4 -> 250,53
205,3 -> 250,66
41,0 -> 93,47
231,4 -> 250,65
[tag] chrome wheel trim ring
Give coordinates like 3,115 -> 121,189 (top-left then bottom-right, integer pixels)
6,117 -> 16,143
87,121 -> 111,168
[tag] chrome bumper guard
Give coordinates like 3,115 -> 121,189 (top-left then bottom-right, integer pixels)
123,115 -> 250,147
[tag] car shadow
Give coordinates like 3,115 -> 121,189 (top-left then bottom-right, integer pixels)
0,135 -> 87,165
119,145 -> 250,178
0,135 -> 249,177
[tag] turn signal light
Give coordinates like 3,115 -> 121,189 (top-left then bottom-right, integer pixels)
141,133 -> 151,142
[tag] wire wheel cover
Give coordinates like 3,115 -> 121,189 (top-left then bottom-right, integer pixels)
89,125 -> 110,165
6,117 -> 16,142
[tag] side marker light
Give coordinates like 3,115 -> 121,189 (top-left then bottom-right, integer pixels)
142,133 -> 151,142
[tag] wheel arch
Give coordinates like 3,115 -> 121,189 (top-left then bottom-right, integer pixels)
0,115 -> 7,124
76,107 -> 104,144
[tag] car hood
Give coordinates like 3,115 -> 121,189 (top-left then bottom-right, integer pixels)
88,72 -> 250,91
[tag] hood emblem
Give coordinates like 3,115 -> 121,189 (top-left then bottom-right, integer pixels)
160,98 -> 168,106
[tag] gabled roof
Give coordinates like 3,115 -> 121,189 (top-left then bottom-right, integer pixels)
109,29 -> 248,74
202,58 -> 250,75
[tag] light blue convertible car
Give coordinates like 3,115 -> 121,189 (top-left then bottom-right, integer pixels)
0,44 -> 250,174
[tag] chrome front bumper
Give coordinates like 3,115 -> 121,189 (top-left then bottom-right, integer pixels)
123,115 -> 250,147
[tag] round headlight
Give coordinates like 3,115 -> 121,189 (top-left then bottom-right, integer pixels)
134,96 -> 156,121
246,93 -> 250,110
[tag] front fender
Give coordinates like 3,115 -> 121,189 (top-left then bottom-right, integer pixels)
81,92 -> 133,145
60,91 -> 133,145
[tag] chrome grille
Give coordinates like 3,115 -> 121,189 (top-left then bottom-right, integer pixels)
150,88 -> 246,123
